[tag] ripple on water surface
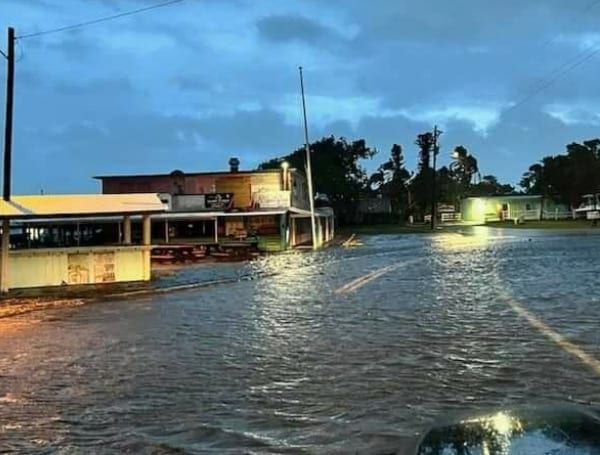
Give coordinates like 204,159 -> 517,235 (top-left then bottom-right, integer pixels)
1,228 -> 600,453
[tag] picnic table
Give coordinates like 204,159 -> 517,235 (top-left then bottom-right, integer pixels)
151,245 -> 207,264
211,241 -> 260,261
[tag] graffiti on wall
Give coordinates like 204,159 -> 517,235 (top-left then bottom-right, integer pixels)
67,254 -> 90,284
94,253 -> 116,283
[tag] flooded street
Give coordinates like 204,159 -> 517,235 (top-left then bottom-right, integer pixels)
1,227 -> 600,453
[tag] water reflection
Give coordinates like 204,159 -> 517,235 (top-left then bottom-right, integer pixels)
2,230 -> 600,452
431,227 -> 492,251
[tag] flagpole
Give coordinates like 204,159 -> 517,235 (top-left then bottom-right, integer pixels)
298,66 -> 318,250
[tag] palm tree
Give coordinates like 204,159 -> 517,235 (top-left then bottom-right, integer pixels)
450,146 -> 480,185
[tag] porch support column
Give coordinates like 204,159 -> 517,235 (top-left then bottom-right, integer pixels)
280,214 -> 289,251
142,214 -> 151,246
290,217 -> 296,247
331,215 -> 335,240
0,218 -> 10,293
123,215 -> 132,245
314,217 -> 322,248
142,214 -> 152,281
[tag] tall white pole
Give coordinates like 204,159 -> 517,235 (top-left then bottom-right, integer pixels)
299,66 -> 318,250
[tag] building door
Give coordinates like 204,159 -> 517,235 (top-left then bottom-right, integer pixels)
501,203 -> 509,220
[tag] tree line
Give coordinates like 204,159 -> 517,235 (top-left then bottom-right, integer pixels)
520,139 -> 600,207
259,134 -> 600,225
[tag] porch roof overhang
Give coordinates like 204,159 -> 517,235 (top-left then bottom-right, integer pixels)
13,209 -> 289,225
290,207 -> 334,218
0,193 -> 166,220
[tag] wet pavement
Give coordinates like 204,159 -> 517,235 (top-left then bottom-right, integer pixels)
1,227 -> 600,453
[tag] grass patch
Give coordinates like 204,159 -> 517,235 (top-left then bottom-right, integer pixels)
486,219 -> 598,230
257,235 -> 283,252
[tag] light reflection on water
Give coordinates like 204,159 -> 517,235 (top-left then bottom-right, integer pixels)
0,228 -> 600,453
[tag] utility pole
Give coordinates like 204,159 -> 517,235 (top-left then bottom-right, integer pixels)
2,27 -> 15,202
430,125 -> 441,231
0,27 -> 14,294
299,66 -> 318,250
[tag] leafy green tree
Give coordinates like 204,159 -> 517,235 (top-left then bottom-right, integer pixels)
369,144 -> 411,216
564,141 -> 600,205
450,145 -> 480,186
520,139 -> 600,207
415,132 -> 435,171
470,175 -> 515,196
407,132 -> 437,219
520,163 -> 543,194
408,167 -> 433,219
259,136 -> 377,224
436,165 -> 463,206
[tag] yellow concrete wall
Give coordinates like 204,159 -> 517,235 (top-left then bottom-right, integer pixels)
8,246 -> 149,289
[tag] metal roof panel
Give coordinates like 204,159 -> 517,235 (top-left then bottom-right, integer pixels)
0,193 -> 166,219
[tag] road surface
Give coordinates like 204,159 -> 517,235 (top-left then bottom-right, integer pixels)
1,227 -> 600,453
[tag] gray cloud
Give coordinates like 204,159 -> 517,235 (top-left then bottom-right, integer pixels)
3,0 -> 600,193
256,14 -> 342,45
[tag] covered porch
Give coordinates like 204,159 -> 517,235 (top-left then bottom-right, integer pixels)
290,207 -> 335,248
0,194 -> 166,292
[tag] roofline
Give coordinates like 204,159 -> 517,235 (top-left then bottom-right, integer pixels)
463,195 -> 542,199
8,206 -> 332,223
0,209 -> 165,221
93,168 -> 293,180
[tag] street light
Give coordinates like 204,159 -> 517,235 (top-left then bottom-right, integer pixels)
281,161 -> 289,191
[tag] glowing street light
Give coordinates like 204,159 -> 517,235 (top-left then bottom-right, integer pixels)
281,160 -> 290,191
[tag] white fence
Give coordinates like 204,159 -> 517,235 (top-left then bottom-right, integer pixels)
440,213 -> 462,223
507,209 -> 540,221
542,209 -> 574,220
503,209 -> 573,221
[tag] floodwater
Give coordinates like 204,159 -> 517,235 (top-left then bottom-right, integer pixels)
1,227 -> 600,454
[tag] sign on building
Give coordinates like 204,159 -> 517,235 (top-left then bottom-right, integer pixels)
172,194 -> 206,211
205,193 -> 234,210
252,190 -> 291,208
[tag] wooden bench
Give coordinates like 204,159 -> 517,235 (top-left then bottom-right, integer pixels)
151,254 -> 176,263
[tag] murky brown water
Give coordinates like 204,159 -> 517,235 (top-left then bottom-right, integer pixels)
1,227 -> 600,453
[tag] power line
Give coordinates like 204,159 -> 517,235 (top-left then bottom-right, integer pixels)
541,0 -> 600,49
520,0 -> 600,94
539,42 -> 598,80
523,41 -> 598,95
15,39 -> 24,63
15,0 -> 186,40
503,0 -> 600,115
504,45 -> 600,115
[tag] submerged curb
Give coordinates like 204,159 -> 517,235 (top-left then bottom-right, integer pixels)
0,272 -> 280,320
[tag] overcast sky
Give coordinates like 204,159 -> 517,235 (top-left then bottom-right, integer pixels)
2,0 -> 600,193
